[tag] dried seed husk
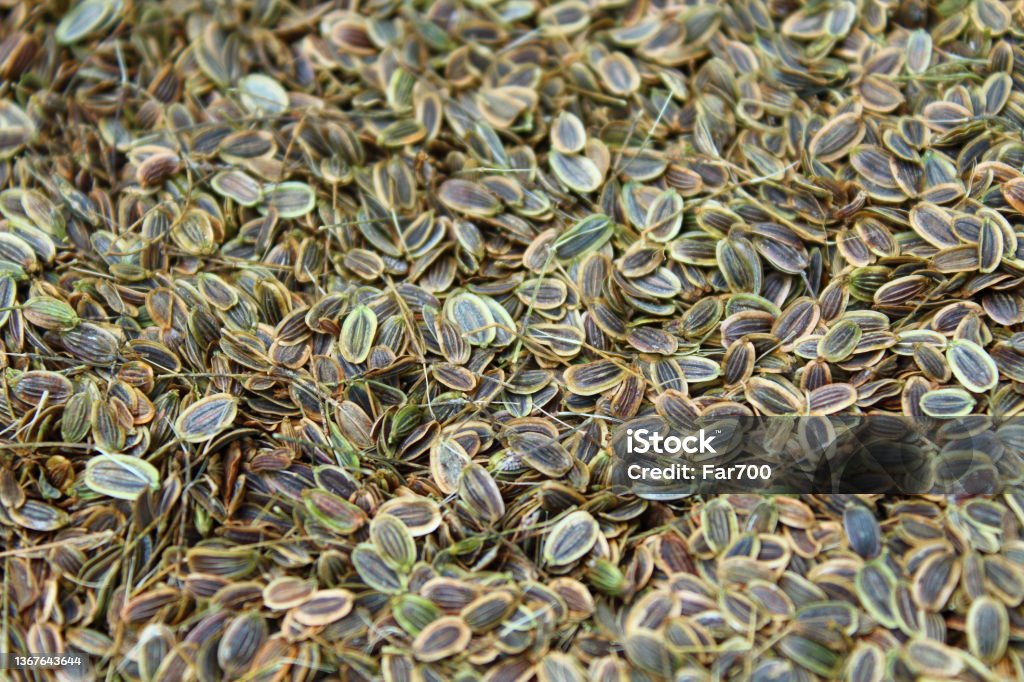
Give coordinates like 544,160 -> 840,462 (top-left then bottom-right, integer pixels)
262,182 -> 316,218
0,100 -> 35,159
919,388 -> 976,418
84,454 -> 160,500
947,339 -> 999,393
378,119 -> 427,147
717,237 -> 762,294
218,611 -> 266,673
624,629 -> 673,678
912,550 -> 960,611
394,594 -> 442,635
186,547 -> 256,579
55,0 -> 118,45
701,499 -> 736,553
818,320 -> 862,362
303,489 -> 367,534
239,74 -> 289,114
544,510 -> 599,566
904,638 -> 963,678
461,591 -> 517,633
808,383 -> 857,415
412,616 -> 471,663
550,152 -> 603,193
211,170 -> 262,206
538,0 -> 591,36
550,112 -> 587,154
444,292 -> 496,346
120,587 -> 180,624
11,370 -> 74,406
369,514 -> 416,571
263,577 -> 315,611
843,504 -> 881,558
340,305 -> 377,364
844,643 -> 885,682
9,500 -> 69,531
21,296 -> 79,330
966,596 -> 1008,664
745,376 -> 804,416
175,393 -> 238,443
60,322 -> 120,366
809,113 -> 865,162
677,356 -> 721,383
458,463 -> 505,524
509,430 -> 572,477
289,589 -> 353,627
438,179 -> 501,217
977,218 -> 1004,273
554,214 -> 613,260
430,437 -> 470,495
778,634 -> 840,678
353,543 -> 405,593
564,360 -> 626,395
377,496 -> 442,537
905,29 -> 932,74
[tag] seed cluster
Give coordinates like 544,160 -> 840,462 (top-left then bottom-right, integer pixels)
1,0 -> 1023,680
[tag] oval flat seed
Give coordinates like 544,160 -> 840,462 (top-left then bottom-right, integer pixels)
550,152 -> 603,193
458,463 -> 505,524
554,214 -> 613,260
843,504 -> 881,558
912,551 -> 960,611
461,591 -> 517,633
967,596 -> 1008,664
920,388 -> 976,418
625,629 -> 673,678
809,113 -> 865,162
55,0 -> 114,45
444,292 -> 496,346
438,179 -> 500,217
211,170 -> 262,206
544,510 -> 599,566
808,383 -> 857,415
263,577 -> 315,611
947,340 -> 998,393
818,320 -> 863,362
369,514 -> 416,571
262,182 -> 316,218
677,356 -> 721,383
564,360 -> 626,395
353,543 -> 405,594
175,393 -> 238,443
550,112 -> 586,153
84,454 -> 160,500
377,496 -> 441,537
412,616 -> 471,663
509,431 -> 572,477
429,437 -> 470,495
292,589 -> 354,627
340,304 -> 377,364
10,500 -> 69,531
303,490 -> 367,534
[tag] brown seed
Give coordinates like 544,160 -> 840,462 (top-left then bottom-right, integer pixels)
291,589 -> 354,626
412,616 -> 471,662
175,393 -> 238,443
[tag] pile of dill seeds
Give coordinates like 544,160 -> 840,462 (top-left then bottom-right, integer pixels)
1,0 -> 1023,679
